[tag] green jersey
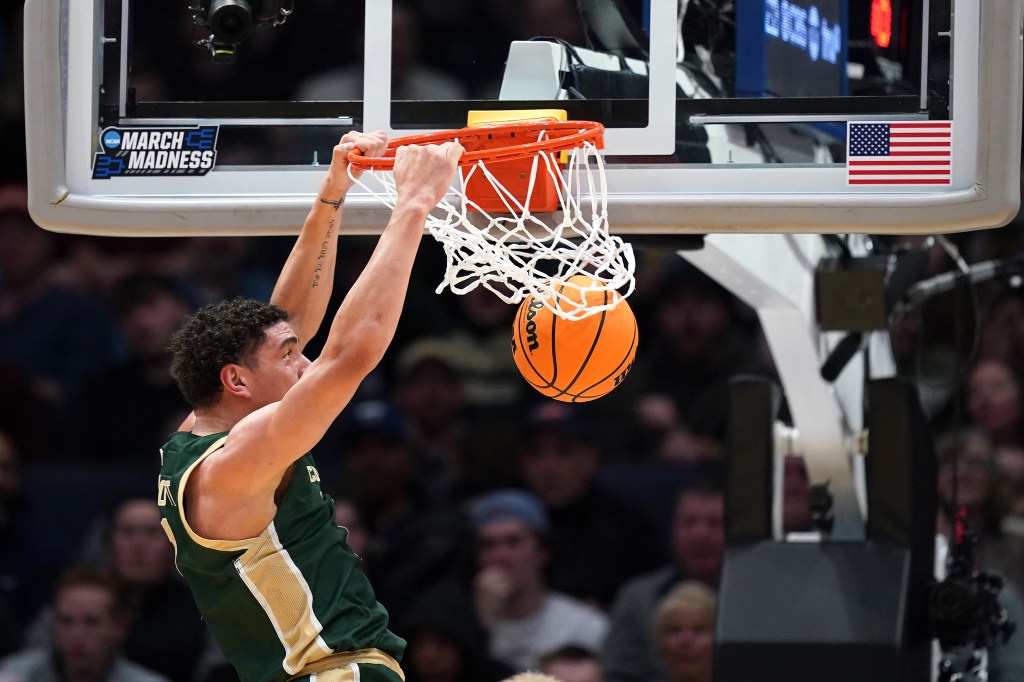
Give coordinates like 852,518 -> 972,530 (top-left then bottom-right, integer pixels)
157,431 -> 405,682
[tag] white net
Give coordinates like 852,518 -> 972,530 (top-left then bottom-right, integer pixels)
349,133 -> 635,320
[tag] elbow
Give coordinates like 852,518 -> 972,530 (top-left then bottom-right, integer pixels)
328,319 -> 392,375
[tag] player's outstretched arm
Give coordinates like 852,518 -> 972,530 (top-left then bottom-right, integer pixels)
269,130 -> 386,351
219,142 -> 463,499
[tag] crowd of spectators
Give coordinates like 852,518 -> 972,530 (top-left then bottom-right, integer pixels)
2,1 -> 1024,681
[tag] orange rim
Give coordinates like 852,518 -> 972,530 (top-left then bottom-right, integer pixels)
347,120 -> 604,171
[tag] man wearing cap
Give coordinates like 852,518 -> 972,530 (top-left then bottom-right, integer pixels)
469,489 -> 609,673
340,399 -> 470,629
517,402 -> 663,610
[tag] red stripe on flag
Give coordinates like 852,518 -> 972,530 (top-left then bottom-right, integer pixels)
849,179 -> 952,185
849,160 -> 950,166
890,123 -> 952,129
849,170 -> 950,176
890,132 -> 951,138
890,142 -> 950,147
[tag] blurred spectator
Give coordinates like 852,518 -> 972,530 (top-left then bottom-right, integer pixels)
0,432 -> 25,654
490,0 -> 586,45
469,489 -> 609,672
171,238 -> 276,308
0,565 -> 170,682
978,285 -> 1024,363
394,285 -> 528,483
600,479 -> 724,682
401,580 -> 516,682
332,492 -> 373,562
0,364 -> 50,458
67,273 -> 193,461
0,185 -> 120,412
653,582 -> 716,682
46,237 -> 191,304
405,0 -> 512,96
296,2 -> 468,102
539,645 -> 605,682
516,402 -> 663,608
0,428 -> 66,632
964,357 -> 1024,525
393,340 -> 480,500
599,263 -> 771,462
965,357 -> 1024,452
936,429 -> 1024,594
339,400 -> 472,628
26,495 -> 219,682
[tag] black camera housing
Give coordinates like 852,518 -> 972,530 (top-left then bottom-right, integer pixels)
188,0 -> 289,63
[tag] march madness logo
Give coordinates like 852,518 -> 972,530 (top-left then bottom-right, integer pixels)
92,126 -> 219,179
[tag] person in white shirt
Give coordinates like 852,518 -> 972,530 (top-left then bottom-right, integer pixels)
470,489 -> 610,672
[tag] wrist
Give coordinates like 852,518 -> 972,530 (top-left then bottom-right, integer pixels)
319,179 -> 351,209
318,194 -> 345,211
393,196 -> 436,216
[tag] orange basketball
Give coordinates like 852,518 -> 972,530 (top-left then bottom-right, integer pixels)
512,275 -> 638,402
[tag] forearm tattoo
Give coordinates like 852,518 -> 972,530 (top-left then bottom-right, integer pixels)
311,218 -> 336,288
319,196 -> 344,210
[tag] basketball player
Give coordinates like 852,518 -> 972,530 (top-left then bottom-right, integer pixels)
158,131 -> 463,682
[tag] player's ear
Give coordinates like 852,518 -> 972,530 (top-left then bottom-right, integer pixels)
220,364 -> 251,399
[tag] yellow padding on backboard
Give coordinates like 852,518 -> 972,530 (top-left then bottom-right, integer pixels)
467,109 -> 568,126
467,109 -> 570,163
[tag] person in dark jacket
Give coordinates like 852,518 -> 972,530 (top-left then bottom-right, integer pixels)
400,580 -> 516,682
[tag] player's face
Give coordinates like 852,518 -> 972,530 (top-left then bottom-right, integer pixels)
52,585 -> 127,678
245,321 -> 311,407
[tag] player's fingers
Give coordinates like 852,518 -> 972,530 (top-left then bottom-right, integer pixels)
444,140 -> 465,160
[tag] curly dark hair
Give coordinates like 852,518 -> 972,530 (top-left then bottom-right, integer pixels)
169,298 -> 289,408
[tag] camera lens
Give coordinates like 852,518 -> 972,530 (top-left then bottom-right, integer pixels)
208,0 -> 253,43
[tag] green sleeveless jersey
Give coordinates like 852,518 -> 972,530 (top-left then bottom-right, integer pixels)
157,431 -> 405,682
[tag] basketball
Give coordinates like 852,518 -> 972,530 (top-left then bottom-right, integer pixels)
512,275 -> 638,402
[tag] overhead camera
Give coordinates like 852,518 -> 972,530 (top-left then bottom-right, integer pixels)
188,0 -> 294,64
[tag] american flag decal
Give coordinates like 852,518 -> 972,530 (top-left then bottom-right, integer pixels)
847,121 -> 952,186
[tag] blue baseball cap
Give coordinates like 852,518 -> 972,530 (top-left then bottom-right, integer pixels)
469,489 -> 550,535
345,400 -> 409,445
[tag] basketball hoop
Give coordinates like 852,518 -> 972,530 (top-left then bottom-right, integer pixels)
347,120 -> 635,320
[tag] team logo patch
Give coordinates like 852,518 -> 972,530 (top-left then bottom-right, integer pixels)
92,125 -> 219,179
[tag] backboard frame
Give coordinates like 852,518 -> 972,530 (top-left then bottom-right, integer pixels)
23,0 -> 1023,236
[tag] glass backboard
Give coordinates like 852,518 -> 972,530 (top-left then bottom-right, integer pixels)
23,0 -> 1022,236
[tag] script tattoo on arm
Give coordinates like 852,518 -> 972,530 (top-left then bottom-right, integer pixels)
311,218 -> 335,289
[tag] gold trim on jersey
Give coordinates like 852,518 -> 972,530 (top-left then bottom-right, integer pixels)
234,522 -> 334,675
290,649 -> 404,681
175,436 -> 260,552
159,519 -> 180,572
308,664 -> 358,682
